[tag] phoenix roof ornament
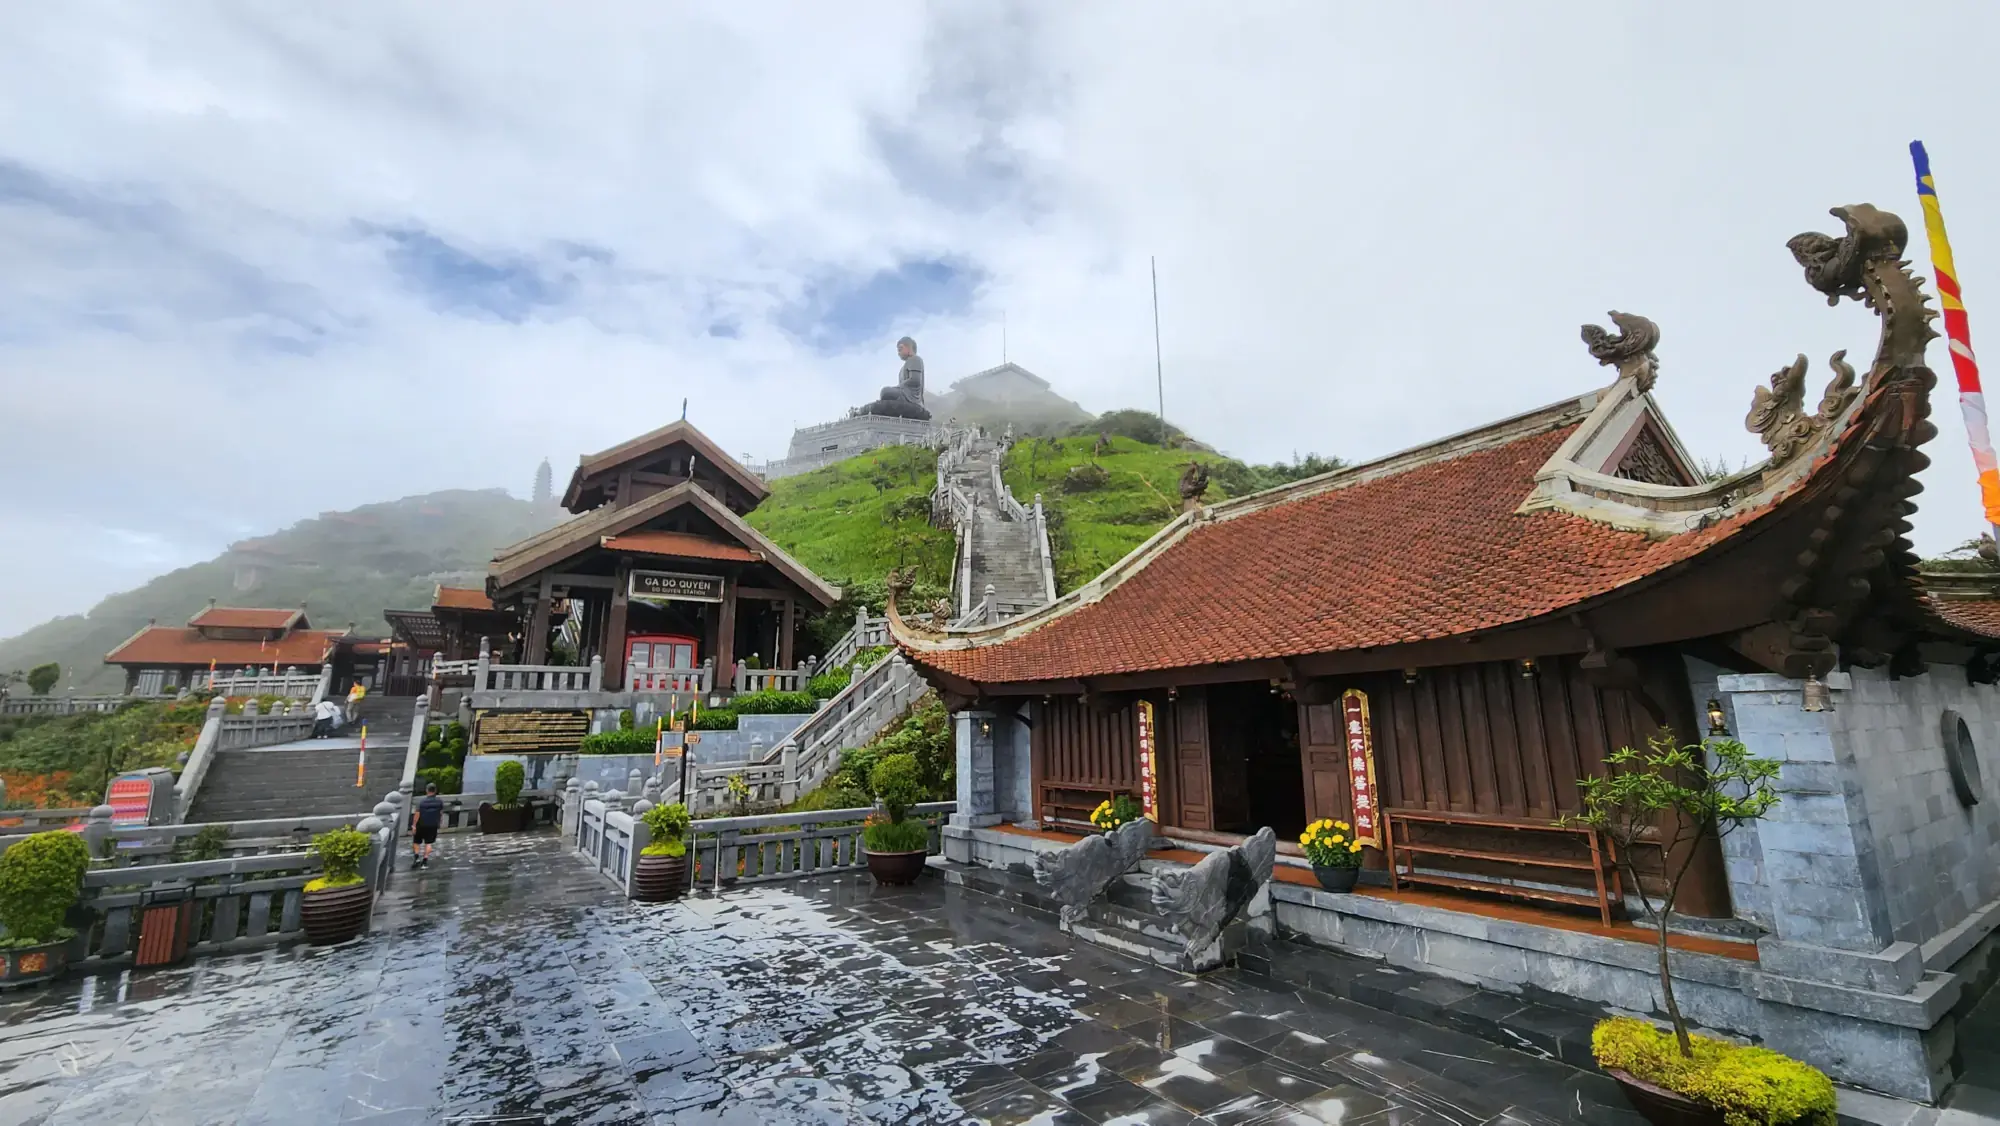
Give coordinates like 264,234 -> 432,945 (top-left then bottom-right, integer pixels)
1581,311 -> 1661,392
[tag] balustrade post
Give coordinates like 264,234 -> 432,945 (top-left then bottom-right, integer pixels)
734,660 -> 748,693
781,742 -> 799,804
82,805 -> 114,860
627,768 -> 644,797
563,777 -> 584,841
589,654 -> 604,693
477,636 -> 492,692
984,584 -> 998,625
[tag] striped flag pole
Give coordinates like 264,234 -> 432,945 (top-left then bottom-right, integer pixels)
356,725 -> 367,787
1912,141 -> 2000,540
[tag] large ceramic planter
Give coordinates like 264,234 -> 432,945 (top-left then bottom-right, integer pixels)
301,882 -> 372,947
1606,1069 -> 1728,1126
0,939 -> 70,987
865,848 -> 928,886
632,853 -> 688,903
479,803 -> 529,834
1313,865 -> 1361,893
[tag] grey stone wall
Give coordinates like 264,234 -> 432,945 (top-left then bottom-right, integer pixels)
1833,665 -> 2000,950
950,707 -> 1031,830
1684,656 -> 1774,932
760,417 -> 941,479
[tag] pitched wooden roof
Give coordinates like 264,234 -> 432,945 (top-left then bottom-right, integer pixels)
107,627 -> 346,668
187,605 -> 307,631
490,481 -> 839,607
600,530 -> 761,563
433,586 -> 495,612
561,420 -> 768,512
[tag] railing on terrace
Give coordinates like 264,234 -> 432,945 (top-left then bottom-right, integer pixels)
1031,492 -> 1058,603
0,694 -> 129,716
202,667 -> 325,700
174,696 -> 336,821
821,608 -> 889,671
564,779 -> 953,897
628,662 -> 714,694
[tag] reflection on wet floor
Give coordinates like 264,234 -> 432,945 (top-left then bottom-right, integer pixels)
0,834 -> 1644,1125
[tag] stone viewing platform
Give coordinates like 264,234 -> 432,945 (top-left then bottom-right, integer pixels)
0,832 -> 1822,1126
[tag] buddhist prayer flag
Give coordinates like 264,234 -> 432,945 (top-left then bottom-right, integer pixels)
1912,141 -> 2000,529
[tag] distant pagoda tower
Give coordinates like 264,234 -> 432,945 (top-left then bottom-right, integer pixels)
532,458 -> 553,505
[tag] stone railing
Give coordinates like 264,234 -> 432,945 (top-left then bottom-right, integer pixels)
628,661 -> 714,694
203,667 -> 324,699
821,608 -> 890,672
173,697 -> 320,821
565,782 -> 952,897
785,652 -> 926,792
994,459 -> 1029,522
1031,493 -> 1058,603
732,661 -> 816,695
0,694 -> 131,716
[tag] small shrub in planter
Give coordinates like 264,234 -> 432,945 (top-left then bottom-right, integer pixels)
480,760 -> 529,833
690,708 -> 738,731
1088,794 -> 1144,833
633,803 -> 692,903
578,729 -> 655,755
1299,818 -> 1366,892
0,830 -> 90,985
1592,1018 -> 1834,1126
302,827 -> 373,947
863,753 -> 930,885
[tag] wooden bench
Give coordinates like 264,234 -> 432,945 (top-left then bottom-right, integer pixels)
1383,808 -> 1623,925
1037,783 -> 1125,829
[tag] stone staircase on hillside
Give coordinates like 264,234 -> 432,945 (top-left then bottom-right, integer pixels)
184,695 -> 419,823
939,434 -> 1057,621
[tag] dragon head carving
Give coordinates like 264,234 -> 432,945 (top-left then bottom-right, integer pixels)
1581,311 -> 1661,392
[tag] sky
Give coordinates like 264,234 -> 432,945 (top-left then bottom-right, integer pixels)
3,2 -> 2000,639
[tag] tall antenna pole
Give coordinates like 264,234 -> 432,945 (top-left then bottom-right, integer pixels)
1151,257 -> 1168,446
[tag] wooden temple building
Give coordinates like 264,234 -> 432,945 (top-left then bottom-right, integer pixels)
384,421 -> 839,714
104,602 -> 376,696
381,585 -> 517,696
895,202 -> 2000,1100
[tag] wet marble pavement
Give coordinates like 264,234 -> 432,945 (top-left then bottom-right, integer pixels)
0,835 -> 1645,1125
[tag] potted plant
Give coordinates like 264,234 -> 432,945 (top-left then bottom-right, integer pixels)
1566,733 -> 1833,1125
0,830 -> 90,986
633,802 -> 692,903
1089,794 -> 1144,834
480,760 -> 528,833
301,827 -> 373,947
862,752 -> 930,885
1300,818 -> 1365,892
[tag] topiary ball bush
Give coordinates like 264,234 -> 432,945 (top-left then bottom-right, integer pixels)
493,760 -> 526,808
306,827 -> 373,892
0,830 -> 91,947
869,753 -> 925,822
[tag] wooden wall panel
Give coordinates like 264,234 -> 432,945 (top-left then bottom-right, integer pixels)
1171,690 -> 1212,831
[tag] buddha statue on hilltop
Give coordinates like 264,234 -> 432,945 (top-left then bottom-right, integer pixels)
858,336 -> 932,420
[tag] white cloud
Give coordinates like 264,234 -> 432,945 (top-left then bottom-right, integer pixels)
3,1 -> 2000,638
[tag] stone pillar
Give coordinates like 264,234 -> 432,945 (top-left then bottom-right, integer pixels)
562,777 -> 584,839
627,768 -> 644,797
82,805 -> 114,859
1718,671 -> 1923,995
951,710 -> 1001,831
779,597 -> 796,671
589,654 -> 604,693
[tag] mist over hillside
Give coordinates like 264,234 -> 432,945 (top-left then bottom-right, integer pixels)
0,490 -> 559,693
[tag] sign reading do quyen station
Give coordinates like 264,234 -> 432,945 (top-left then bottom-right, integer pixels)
629,570 -> 724,604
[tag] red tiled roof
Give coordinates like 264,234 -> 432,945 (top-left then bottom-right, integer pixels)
433,586 -> 494,611
909,424 -> 1762,684
187,606 -> 303,630
107,627 -> 344,668
1932,598 -> 2000,638
601,530 -> 761,563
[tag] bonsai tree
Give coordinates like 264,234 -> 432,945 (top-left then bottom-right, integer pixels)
305,827 -> 372,893
864,752 -> 929,854
1565,732 -> 1780,1056
493,760 -> 525,810
0,831 -> 91,948
639,802 -> 691,858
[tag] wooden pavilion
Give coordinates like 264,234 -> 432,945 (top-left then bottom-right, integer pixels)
482,420 -> 839,691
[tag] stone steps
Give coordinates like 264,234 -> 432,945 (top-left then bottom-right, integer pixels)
187,747 -> 403,822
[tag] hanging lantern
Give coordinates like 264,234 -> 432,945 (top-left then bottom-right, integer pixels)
1706,698 -> 1730,736
1802,675 -> 1834,713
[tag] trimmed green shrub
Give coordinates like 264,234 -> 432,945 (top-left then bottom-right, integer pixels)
870,753 -> 924,822
729,690 -> 816,715
493,760 -> 525,808
171,823 -> 232,863
618,709 -> 635,731
787,783 -> 872,814
579,729 -> 655,755
807,668 -> 851,699
863,816 -> 928,853
0,830 -> 90,946
640,802 -> 691,857
1593,1017 -> 1834,1126
306,827 -> 372,892
415,766 -> 462,794
26,663 -> 60,696
691,708 -> 738,731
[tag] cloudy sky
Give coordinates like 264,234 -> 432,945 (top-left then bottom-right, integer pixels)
3,2 -> 1999,639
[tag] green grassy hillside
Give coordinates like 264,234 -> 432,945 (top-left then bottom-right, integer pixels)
746,444 -> 956,620
0,490 -> 557,693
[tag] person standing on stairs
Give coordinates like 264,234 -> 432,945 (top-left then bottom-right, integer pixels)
411,783 -> 445,868
346,680 -> 367,725
311,697 -> 342,739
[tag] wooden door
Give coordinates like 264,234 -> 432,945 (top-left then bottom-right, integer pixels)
1170,689 -> 1213,830
1299,700 -> 1350,825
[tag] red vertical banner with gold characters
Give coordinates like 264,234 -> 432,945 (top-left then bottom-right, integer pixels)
1340,689 -> 1382,847
1136,699 -> 1159,821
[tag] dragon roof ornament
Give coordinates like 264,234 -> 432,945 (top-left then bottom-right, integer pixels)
1581,311 -> 1661,393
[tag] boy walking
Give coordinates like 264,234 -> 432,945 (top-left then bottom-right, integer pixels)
411,783 -> 445,868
